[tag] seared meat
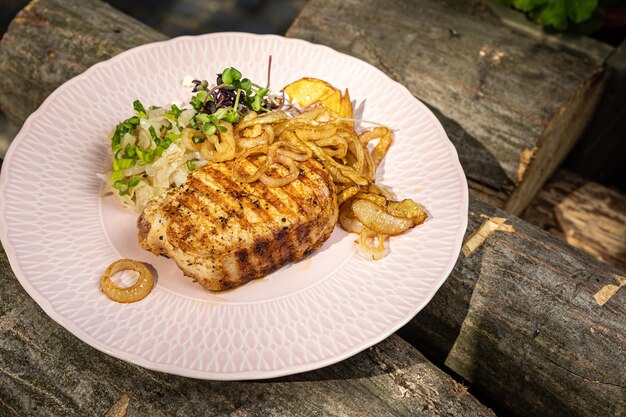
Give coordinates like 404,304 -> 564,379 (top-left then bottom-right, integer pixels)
137,158 -> 338,290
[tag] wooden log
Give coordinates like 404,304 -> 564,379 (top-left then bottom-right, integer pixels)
0,1 -> 495,416
286,0 -> 607,214
0,0 -> 167,125
399,196 -> 626,417
522,169 -> 626,273
0,247 -> 494,417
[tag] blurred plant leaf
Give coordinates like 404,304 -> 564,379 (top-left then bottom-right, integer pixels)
495,0 -> 600,31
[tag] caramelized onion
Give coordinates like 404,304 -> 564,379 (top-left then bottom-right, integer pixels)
241,123 -> 263,138
182,128 -> 205,151
339,201 -> 364,233
387,199 -> 428,225
259,155 -> 299,187
233,145 -> 274,183
101,259 -> 154,303
337,186 -> 362,206
353,192 -> 387,207
352,199 -> 413,235
236,110 -> 288,130
295,124 -> 337,141
358,228 -> 386,260
359,127 -> 393,168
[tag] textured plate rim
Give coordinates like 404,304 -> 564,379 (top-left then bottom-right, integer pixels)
0,32 -> 468,380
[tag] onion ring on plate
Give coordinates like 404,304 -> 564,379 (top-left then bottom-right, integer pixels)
101,259 -> 154,303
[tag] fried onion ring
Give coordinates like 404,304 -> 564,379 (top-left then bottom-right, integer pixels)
101,259 -> 154,303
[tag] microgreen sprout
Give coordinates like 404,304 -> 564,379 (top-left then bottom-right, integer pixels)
189,66 -> 270,124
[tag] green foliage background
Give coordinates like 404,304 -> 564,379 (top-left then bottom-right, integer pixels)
496,0 -> 603,32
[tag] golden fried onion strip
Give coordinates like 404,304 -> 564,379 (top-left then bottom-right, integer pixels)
359,127 -> 393,168
352,199 -> 414,235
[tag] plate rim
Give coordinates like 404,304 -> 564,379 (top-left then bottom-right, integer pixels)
0,32 -> 468,380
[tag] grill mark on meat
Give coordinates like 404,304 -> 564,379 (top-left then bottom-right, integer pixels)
187,175 -> 233,217
238,159 -> 300,220
308,162 -> 335,194
177,193 -> 230,251
274,226 -> 296,267
235,249 -> 254,279
284,164 -> 324,215
299,163 -> 333,207
207,165 -> 275,224
248,178 -> 297,220
178,185 -> 221,221
281,181 -> 311,216
187,173 -> 256,229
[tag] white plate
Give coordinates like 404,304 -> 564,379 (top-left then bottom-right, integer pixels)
0,33 -> 468,380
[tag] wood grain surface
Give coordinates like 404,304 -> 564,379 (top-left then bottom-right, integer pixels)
400,197 -> 626,417
522,169 -> 626,272
0,0 -> 166,125
286,0 -> 606,213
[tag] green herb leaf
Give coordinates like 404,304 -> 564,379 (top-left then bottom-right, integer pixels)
202,123 -> 216,136
192,135 -> 205,144
208,114 -> 219,125
239,78 -> 252,93
223,108 -> 240,124
186,160 -> 196,171
149,126 -> 159,144
133,99 -> 147,119
190,91 -> 211,111
160,120 -> 173,132
123,144 -> 136,158
111,116 -> 140,151
170,104 -> 182,118
164,133 -> 181,142
213,108 -> 229,120
250,87 -> 268,111
222,67 -> 242,85
125,116 -> 140,128
217,125 -> 228,133
113,158 -> 134,171
164,103 -> 182,120
113,178 -> 137,196
141,148 -> 155,163
160,138 -> 172,149
195,113 -> 210,124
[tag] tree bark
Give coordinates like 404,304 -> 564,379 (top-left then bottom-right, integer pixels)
286,0 -> 607,214
522,169 -> 626,273
400,197 -> 626,417
0,0 -> 166,125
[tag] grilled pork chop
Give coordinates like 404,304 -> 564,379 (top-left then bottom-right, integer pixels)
137,158 -> 338,290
